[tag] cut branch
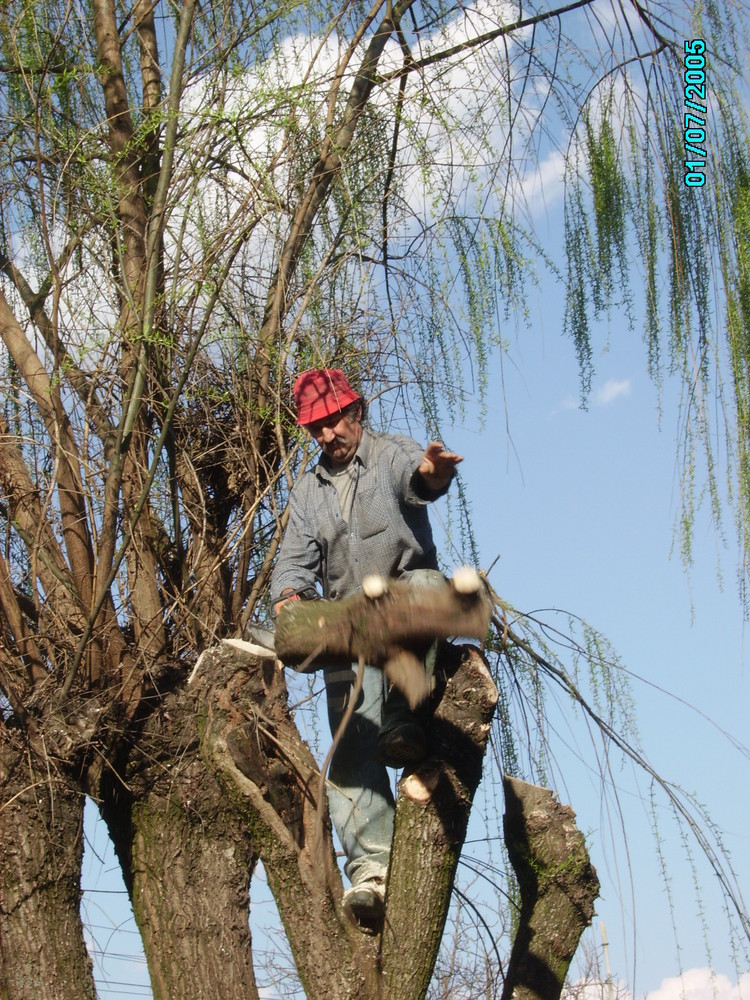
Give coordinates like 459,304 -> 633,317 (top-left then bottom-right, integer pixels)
275,578 -> 491,705
275,578 -> 491,665
501,777 -> 600,1000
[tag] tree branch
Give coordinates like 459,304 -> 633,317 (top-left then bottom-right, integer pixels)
255,0 -> 418,395
382,645 -> 499,998
378,0 -> 597,84
275,577 -> 490,665
500,778 -> 599,1000
0,293 -> 94,609
0,252 -> 114,449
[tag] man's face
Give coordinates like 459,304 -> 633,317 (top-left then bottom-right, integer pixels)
305,404 -> 363,466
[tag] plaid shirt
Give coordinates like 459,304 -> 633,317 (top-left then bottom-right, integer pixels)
270,427 -> 450,603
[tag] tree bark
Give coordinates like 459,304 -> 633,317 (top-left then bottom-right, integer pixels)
192,639 -> 378,1000
0,739 -> 97,1000
96,676 -> 262,1000
381,644 -> 499,999
501,777 -> 600,1000
195,631 -> 500,1000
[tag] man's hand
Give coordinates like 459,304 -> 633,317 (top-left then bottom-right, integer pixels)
418,441 -> 463,491
273,588 -> 300,616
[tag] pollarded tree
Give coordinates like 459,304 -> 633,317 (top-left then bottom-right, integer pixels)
0,0 -> 749,997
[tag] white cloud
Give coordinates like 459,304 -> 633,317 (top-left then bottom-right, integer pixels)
645,969 -> 750,1000
519,149 -> 567,211
556,393 -> 581,413
552,378 -> 630,414
592,378 -> 631,406
566,970 -> 750,1000
423,0 -> 522,55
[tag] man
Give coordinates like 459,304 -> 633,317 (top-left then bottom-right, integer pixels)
270,368 -> 462,928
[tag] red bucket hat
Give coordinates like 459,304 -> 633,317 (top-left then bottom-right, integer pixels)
293,368 -> 361,426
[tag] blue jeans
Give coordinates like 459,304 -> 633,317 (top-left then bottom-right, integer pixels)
324,662 -> 394,886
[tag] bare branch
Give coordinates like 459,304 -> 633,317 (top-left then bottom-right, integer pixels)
0,292 -> 94,609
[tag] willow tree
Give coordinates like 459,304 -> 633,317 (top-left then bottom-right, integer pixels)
1,0 -> 749,997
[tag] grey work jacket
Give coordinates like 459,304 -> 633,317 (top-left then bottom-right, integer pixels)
270,427 -> 450,604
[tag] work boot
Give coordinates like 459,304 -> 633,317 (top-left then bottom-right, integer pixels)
377,677 -> 429,767
376,717 -> 427,767
342,878 -> 386,933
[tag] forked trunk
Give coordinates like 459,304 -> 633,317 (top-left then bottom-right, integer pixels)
99,688 -> 261,1000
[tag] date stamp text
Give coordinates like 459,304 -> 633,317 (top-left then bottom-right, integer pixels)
683,40 -> 707,187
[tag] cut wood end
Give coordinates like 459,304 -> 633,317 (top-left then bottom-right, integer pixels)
401,765 -> 440,804
187,650 -> 208,685
222,638 -> 275,659
362,574 -> 388,599
474,654 -> 499,704
452,565 -> 481,594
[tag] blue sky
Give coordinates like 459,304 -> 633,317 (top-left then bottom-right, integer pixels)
436,265 -> 750,994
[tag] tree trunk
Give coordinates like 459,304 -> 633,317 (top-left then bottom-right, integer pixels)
0,609 -> 600,1000
97,679 -> 261,1000
197,633 -> 499,1000
0,739 -> 97,1000
193,640 -> 378,1000
381,644 -> 499,999
501,777 -> 600,1000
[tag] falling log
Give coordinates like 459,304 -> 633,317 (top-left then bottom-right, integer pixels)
273,573 -> 491,707
501,777 -> 600,1000
274,573 -> 490,666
